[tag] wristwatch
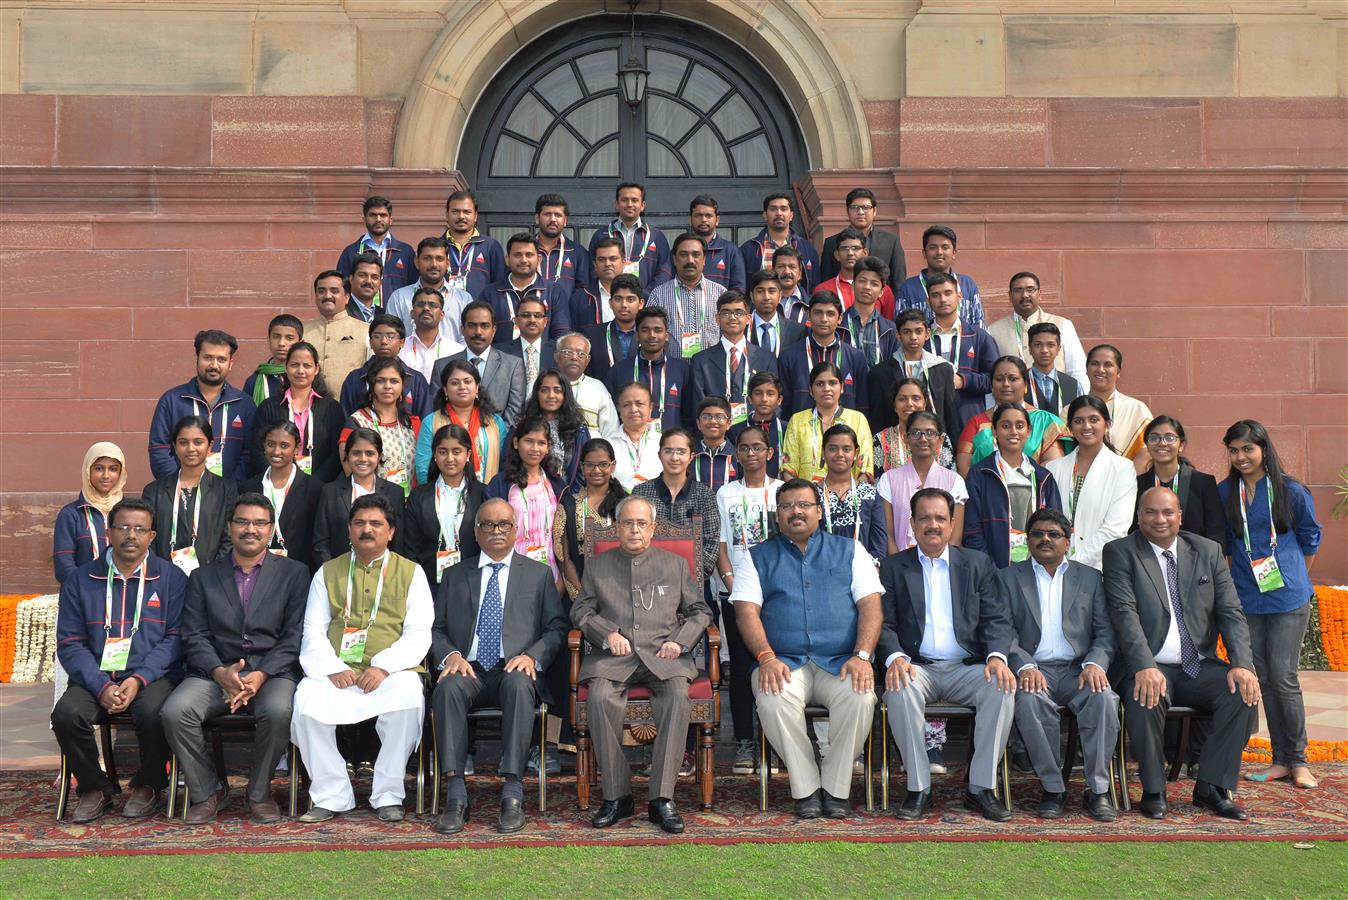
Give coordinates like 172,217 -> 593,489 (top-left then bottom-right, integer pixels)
854,649 -> 873,662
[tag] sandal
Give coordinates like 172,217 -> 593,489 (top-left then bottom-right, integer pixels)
1243,768 -> 1291,783
1292,769 -> 1318,790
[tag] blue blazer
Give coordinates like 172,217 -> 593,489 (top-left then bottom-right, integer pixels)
963,454 -> 1063,568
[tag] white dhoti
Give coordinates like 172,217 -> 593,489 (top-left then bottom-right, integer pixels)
291,671 -> 425,811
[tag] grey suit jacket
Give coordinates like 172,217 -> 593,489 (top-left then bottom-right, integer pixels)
432,348 -> 526,427
180,553 -> 310,680
821,227 -> 906,294
430,551 -> 568,695
572,546 -> 711,683
1101,530 -> 1253,676
1000,560 -> 1114,674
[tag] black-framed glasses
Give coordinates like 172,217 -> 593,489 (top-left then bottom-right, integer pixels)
476,520 -> 515,533
109,524 -> 152,535
1028,529 -> 1067,541
778,500 -> 818,512
907,429 -> 939,441
230,517 -> 273,529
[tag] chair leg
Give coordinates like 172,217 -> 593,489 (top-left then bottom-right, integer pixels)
287,744 -> 301,818
879,705 -> 890,812
56,753 -> 72,821
1118,705 -> 1131,811
167,755 -> 179,819
757,719 -> 769,813
99,722 -> 119,794
575,727 -> 592,810
1062,715 -> 1080,789
698,723 -> 715,810
1001,749 -> 1012,813
863,719 -> 874,812
538,704 -> 548,813
1169,715 -> 1190,782
415,736 -> 426,817
429,711 -> 440,818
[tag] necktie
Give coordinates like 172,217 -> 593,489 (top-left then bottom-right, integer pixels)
473,355 -> 485,376
760,322 -> 774,354
1162,550 -> 1202,678
1034,369 -> 1056,405
477,562 -> 505,670
728,346 -> 742,400
525,346 -> 538,387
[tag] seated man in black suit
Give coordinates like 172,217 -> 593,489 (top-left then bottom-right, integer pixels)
430,498 -> 568,835
1103,486 -> 1260,821
1002,508 -> 1118,821
878,487 -> 1017,822
161,493 -> 311,824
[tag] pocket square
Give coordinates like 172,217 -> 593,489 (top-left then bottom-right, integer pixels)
1198,575 -> 1211,585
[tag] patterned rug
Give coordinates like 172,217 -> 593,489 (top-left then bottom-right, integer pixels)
4,763 -> 1346,857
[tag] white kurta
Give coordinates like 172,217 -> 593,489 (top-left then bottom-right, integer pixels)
571,375 -> 619,436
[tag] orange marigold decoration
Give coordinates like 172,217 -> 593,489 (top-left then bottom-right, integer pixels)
1244,737 -> 1348,764
0,594 -> 38,683
1314,586 -> 1348,672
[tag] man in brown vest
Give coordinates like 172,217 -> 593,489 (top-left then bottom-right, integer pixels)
572,495 -> 711,834
291,493 -> 432,823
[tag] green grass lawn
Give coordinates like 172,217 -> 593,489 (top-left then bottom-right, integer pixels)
2,840 -> 1344,898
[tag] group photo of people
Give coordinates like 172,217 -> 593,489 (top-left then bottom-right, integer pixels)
46,180 -> 1326,839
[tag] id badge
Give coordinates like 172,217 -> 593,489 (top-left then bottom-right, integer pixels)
446,275 -> 466,292
268,547 -> 288,558
681,332 -> 702,357
525,544 -> 549,565
1009,529 -> 1029,563
171,545 -> 200,575
297,455 -> 313,476
206,451 -> 224,478
650,417 -> 663,437
436,548 -> 460,581
100,637 -> 131,672
622,259 -> 642,277
1251,555 -> 1286,593
730,401 -> 748,426
339,627 -> 368,664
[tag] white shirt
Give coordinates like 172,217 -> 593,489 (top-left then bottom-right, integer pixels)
907,547 -> 966,665
605,424 -> 663,490
1148,538 -> 1187,666
386,280 -> 473,344
571,375 -> 618,435
459,552 -> 514,664
730,534 -> 882,608
466,345 -> 492,376
596,283 -> 614,323
399,331 -> 463,384
751,312 -> 784,356
715,478 -> 781,593
1026,558 -> 1074,669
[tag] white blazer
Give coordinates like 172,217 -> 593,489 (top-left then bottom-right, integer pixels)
1045,448 -> 1138,571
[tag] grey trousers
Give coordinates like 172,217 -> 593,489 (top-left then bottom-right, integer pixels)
884,659 -> 1015,792
586,661 -> 690,802
1248,604 -> 1311,767
161,674 -> 295,804
1013,661 -> 1119,794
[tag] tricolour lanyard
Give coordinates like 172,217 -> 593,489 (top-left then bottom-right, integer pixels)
635,358 -> 666,418
84,507 -> 105,556
172,479 -> 203,550
189,397 -> 230,453
1238,477 -> 1277,559
435,477 -> 464,551
104,557 -> 147,639
263,465 -> 297,546
344,550 -> 389,626
822,479 -> 861,540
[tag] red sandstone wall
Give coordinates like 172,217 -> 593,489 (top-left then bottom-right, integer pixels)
1,94 -> 1344,589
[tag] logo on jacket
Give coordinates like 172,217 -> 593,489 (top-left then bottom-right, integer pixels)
716,260 -> 725,269
966,348 -> 975,358
231,415 -> 243,428
843,374 -> 854,386
648,242 -> 657,251
147,593 -> 161,608
395,260 -> 405,269
669,384 -> 680,396
563,259 -> 573,268
476,254 -> 485,263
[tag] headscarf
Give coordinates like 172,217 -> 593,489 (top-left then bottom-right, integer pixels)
81,441 -> 127,516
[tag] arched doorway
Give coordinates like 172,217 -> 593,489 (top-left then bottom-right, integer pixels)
458,15 -> 810,247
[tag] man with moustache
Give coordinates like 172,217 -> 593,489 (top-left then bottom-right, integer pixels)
647,233 -> 726,359
304,270 -> 371,392
346,251 -> 385,323
387,236 -> 473,346
534,193 -> 591,298
336,196 -> 417,302
554,332 -> 618,436
986,272 -> 1087,386
432,301 -> 528,428
475,232 -> 573,342
739,193 -> 820,292
571,236 -> 627,329
688,195 -> 745,291
587,182 -> 671,289
162,493 -> 310,824
573,495 -> 711,833
148,329 -> 256,482
772,246 -> 813,324
442,189 -> 507,299
732,478 -> 882,819
398,287 -> 464,386
53,498 -> 188,822
291,494 -> 433,823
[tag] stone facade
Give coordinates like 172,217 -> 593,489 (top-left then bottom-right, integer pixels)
1,0 -> 1345,589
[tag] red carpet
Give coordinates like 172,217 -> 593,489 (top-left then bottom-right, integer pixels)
5,763 -> 1346,858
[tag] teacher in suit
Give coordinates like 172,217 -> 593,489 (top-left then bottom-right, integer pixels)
819,189 -> 906,295
1002,508 -> 1119,822
432,300 -> 527,428
878,487 -> 1017,823
572,495 -> 712,834
430,499 -> 568,836
161,493 -> 310,824
1103,486 -> 1260,821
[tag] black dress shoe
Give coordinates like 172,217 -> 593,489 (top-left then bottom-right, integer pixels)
497,796 -> 525,834
821,792 -> 851,819
1192,781 -> 1248,821
1139,791 -> 1168,820
1010,746 -> 1035,775
1083,790 -> 1118,822
435,800 -> 469,835
648,798 -> 684,834
793,789 -> 823,820
591,795 -> 634,828
895,789 -> 933,821
1033,790 -> 1067,819
963,788 -> 1012,822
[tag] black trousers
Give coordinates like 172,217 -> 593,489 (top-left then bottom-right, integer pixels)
51,679 -> 174,796
719,596 -> 754,743
1123,658 -> 1257,793
432,662 -> 539,779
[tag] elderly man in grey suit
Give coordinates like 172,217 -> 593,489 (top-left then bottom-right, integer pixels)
1104,486 -> 1260,821
432,300 -> 526,427
1002,508 -> 1119,822
161,493 -> 310,824
878,487 -> 1017,823
430,498 -> 568,836
572,495 -> 712,834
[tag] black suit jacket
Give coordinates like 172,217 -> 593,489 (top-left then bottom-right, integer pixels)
1101,530 -> 1253,677
867,357 -> 962,439
248,395 -> 345,482
999,560 -> 1114,674
181,553 -> 310,680
143,472 -> 236,564
398,478 -> 485,587
1027,369 -> 1082,418
498,337 -> 557,378
1130,465 -> 1227,547
877,545 -> 1012,665
240,471 -> 323,571
687,342 -> 779,416
747,316 -> 808,360
821,226 -> 906,294
312,476 -> 405,565
431,552 -> 569,701
582,322 -> 637,384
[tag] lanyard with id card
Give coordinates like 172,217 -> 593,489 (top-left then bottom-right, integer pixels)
340,551 -> 389,664
264,467 -> 296,557
1240,478 -> 1285,593
435,479 -> 465,581
100,559 -> 146,671
997,455 -> 1036,563
192,398 -> 229,478
170,480 -> 203,574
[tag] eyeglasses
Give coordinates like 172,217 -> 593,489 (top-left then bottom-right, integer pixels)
737,445 -> 768,454
556,348 -> 589,358
717,309 -> 749,318
1009,286 -> 1040,295
699,413 -> 730,423
109,524 -> 152,535
907,429 -> 939,441
369,331 -> 400,342
1146,434 -> 1180,445
516,311 -> 547,320
476,521 -> 515,533
582,460 -> 614,471
230,518 -> 273,529
778,500 -> 819,512
1028,529 -> 1067,541
660,447 -> 690,457
847,204 -> 875,213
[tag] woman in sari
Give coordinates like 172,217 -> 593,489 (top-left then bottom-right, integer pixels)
956,355 -> 1070,476
1086,343 -> 1153,472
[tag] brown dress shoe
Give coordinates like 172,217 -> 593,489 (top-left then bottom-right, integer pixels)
183,790 -> 224,825
71,791 -> 112,823
249,798 -> 282,824
121,785 -> 161,818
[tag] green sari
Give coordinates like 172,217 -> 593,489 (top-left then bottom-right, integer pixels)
958,407 -> 1074,465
